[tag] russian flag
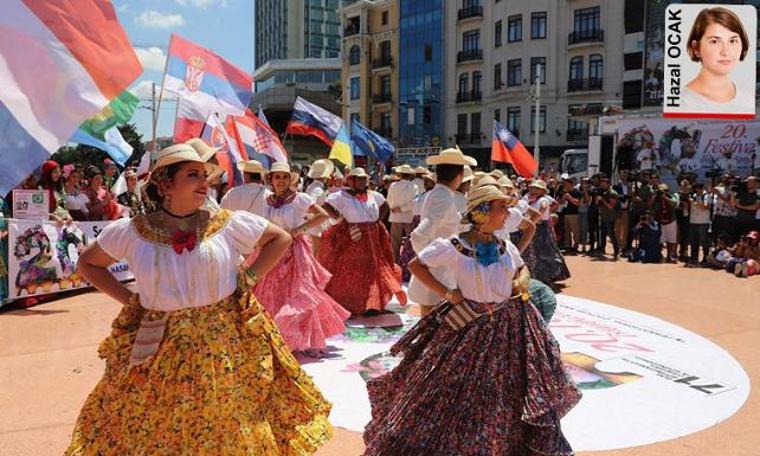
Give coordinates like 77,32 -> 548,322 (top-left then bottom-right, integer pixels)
285,96 -> 342,146
164,34 -> 253,142
0,0 -> 142,195
492,120 -> 537,178
228,110 -> 287,168
200,113 -> 246,187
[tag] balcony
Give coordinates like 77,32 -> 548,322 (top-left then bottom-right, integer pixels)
567,78 -> 603,92
568,29 -> 604,45
455,133 -> 483,145
566,128 -> 589,142
372,57 -> 393,71
457,49 -> 483,64
458,5 -> 483,22
373,93 -> 393,105
456,90 -> 482,103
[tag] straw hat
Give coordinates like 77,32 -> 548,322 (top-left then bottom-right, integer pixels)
346,167 -> 369,179
183,138 -> 218,163
425,148 -> 477,166
308,159 -> 335,179
269,162 -> 300,183
474,175 -> 498,188
151,143 -> 221,177
422,172 -> 436,183
414,166 -> 429,175
393,164 -> 416,175
490,169 -> 504,179
530,179 -> 548,192
463,183 -> 511,215
461,165 -> 474,183
497,176 -> 515,188
237,159 -> 267,175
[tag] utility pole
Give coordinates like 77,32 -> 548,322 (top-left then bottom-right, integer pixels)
533,66 -> 541,177
151,82 -> 157,154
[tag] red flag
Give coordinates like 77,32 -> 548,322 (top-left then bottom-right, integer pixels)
492,120 -> 537,177
200,113 -> 246,186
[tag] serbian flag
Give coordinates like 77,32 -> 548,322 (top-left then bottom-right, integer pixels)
285,96 -> 342,146
200,113 -> 246,187
0,0 -> 142,195
492,120 -> 537,177
228,110 -> 287,169
164,34 -> 253,142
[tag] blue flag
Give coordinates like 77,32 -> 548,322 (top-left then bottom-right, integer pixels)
350,120 -> 394,163
70,128 -> 133,166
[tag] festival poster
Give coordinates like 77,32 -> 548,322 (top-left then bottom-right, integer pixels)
6,219 -> 132,299
616,118 -> 760,185
662,4 -> 757,119
11,190 -> 49,220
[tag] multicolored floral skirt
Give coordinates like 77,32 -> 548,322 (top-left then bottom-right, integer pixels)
253,235 -> 350,351
318,221 -> 406,316
65,283 -> 332,455
364,298 -> 581,456
398,215 -> 421,282
522,222 -> 571,285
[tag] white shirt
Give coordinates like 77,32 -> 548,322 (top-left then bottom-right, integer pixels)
670,139 -> 682,159
417,236 -> 524,303
454,191 -> 467,214
495,207 -> 525,240
412,191 -> 430,217
637,148 -> 657,170
262,192 -> 315,231
412,178 -> 425,194
681,86 -> 755,115
305,181 -> 329,204
410,184 -> 463,254
689,193 -> 712,225
715,157 -> 737,175
386,179 -> 419,224
526,195 -> 555,221
220,183 -> 271,216
326,190 -> 385,223
678,157 -> 699,173
515,199 -> 530,214
97,211 -> 268,311
65,192 -> 90,214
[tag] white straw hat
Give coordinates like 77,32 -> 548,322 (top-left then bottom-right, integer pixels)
426,148 -> 477,166
308,159 -> 335,179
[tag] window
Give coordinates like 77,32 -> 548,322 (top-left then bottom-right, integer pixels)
380,40 -> 391,62
382,11 -> 389,26
349,45 -> 360,65
381,75 -> 391,97
472,71 -> 482,94
471,112 -> 481,139
457,113 -> 468,136
624,52 -> 643,71
531,12 -> 547,39
569,56 -> 583,80
494,63 -> 503,90
530,57 -> 546,84
507,59 -> 522,86
530,105 -> 546,133
506,107 -> 520,134
494,108 -> 501,123
589,54 -> 603,79
459,73 -> 469,94
463,0 -> 481,8
380,113 -> 391,134
423,105 -> 432,124
350,77 -> 360,100
574,6 -> 600,33
424,44 -> 433,61
494,20 -> 502,47
507,15 -> 522,42
462,30 -> 480,52
567,113 -> 589,142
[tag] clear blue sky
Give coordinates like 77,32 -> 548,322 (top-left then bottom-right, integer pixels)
111,0 -> 255,142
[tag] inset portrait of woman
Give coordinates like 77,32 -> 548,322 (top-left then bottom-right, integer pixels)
682,7 -> 753,113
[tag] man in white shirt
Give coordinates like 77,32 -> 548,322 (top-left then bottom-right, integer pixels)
412,166 -> 428,195
386,164 -> 420,263
636,142 -> 658,171
220,160 -> 270,216
409,148 -> 477,314
687,182 -> 712,266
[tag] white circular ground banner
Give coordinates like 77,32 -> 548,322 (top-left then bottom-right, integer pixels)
299,295 -> 750,451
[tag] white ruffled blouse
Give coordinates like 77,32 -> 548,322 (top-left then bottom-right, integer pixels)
326,190 -> 385,223
262,192 -> 315,231
96,210 -> 268,311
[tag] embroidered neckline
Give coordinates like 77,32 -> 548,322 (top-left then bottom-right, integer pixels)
131,209 -> 232,246
450,237 -> 507,259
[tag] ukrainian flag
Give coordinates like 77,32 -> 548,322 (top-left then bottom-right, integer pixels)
328,122 -> 353,168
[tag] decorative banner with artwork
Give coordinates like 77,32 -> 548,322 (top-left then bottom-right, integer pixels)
663,4 -> 756,119
301,296 -> 749,451
11,190 -> 50,220
5,219 -> 132,300
616,118 -> 760,184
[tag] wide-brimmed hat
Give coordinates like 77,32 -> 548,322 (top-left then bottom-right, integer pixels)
490,169 -> 504,179
464,183 -> 512,215
462,165 -> 474,183
151,143 -> 222,178
394,164 -> 416,175
346,167 -> 369,179
474,175 -> 498,188
530,180 -> 548,192
425,148 -> 477,167
308,159 -> 335,179
183,138 -> 218,163
422,172 -> 436,183
497,176 -> 515,188
268,161 -> 300,180
414,166 -> 429,175
237,159 -> 267,175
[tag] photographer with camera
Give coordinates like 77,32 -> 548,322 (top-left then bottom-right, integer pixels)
596,177 -> 621,259
676,180 -> 692,261
613,170 -> 633,255
560,176 -> 582,254
686,183 -> 713,267
586,174 -> 604,255
628,171 -> 654,253
629,210 -> 663,263
577,177 -> 592,254
653,183 -> 679,263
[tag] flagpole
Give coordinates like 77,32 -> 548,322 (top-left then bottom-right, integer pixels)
151,82 -> 157,155
533,66 -> 541,177
152,35 -> 173,153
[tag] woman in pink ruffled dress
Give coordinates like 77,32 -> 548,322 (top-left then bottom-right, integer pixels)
253,162 -> 350,357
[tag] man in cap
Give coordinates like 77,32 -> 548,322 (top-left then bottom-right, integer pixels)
387,164 -> 421,263
409,148 -> 477,314
219,159 -> 270,216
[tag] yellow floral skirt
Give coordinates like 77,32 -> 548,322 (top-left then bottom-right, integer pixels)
65,284 -> 332,455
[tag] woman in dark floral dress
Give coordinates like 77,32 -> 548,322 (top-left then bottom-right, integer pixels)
364,184 -> 580,455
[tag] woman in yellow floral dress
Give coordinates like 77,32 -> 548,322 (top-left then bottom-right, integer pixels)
65,143 -> 332,455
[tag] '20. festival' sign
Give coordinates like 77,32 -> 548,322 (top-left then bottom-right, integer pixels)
6,219 -> 132,299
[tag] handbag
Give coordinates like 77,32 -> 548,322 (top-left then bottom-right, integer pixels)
442,301 -> 481,331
